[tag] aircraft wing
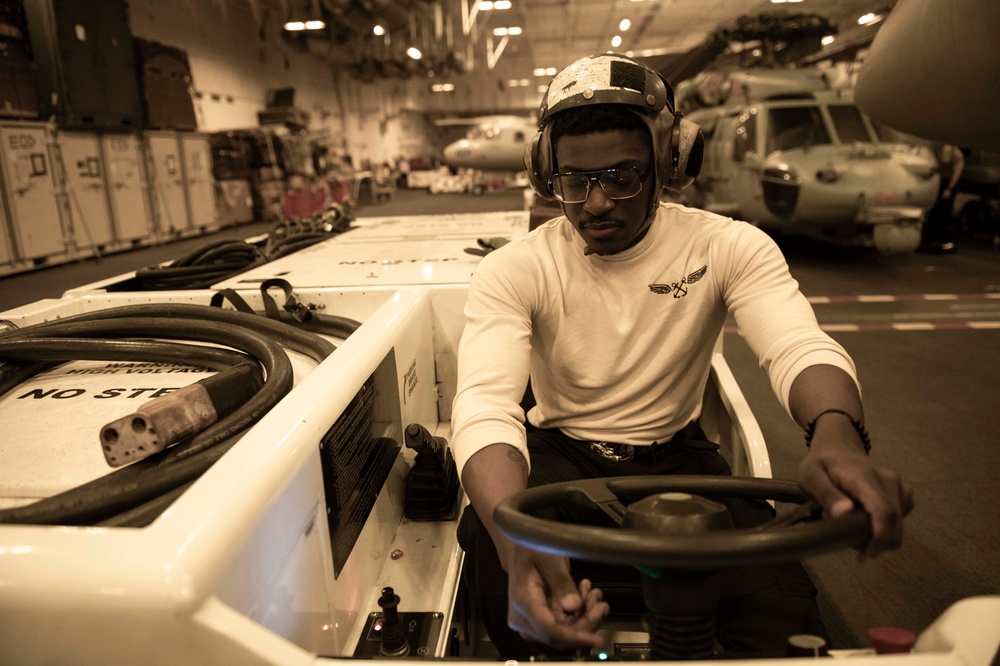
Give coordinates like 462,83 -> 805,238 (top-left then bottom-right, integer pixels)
854,0 -> 1000,151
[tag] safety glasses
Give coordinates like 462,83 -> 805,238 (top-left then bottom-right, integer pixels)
548,166 -> 649,204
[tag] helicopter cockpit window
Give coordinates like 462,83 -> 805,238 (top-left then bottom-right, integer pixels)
828,105 -> 873,143
766,106 -> 832,154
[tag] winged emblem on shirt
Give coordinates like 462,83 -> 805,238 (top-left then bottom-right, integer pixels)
649,264 -> 708,298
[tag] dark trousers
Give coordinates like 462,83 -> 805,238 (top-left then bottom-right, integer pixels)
457,422 -> 826,659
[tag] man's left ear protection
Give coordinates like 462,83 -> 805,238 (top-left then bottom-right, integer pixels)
655,110 -> 705,193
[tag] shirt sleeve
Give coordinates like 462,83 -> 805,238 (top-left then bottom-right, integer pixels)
717,223 -> 859,412
450,246 -> 535,478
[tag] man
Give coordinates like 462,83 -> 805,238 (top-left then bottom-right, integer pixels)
918,143 -> 965,253
450,54 -> 913,658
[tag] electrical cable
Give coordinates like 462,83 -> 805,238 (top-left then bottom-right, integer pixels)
132,239 -> 268,290
128,197 -> 354,291
0,302 -> 358,526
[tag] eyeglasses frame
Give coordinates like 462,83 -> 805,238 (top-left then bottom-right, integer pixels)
547,165 -> 650,204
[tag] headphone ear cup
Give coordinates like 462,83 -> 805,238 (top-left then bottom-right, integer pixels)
524,126 -> 555,199
662,117 -> 704,193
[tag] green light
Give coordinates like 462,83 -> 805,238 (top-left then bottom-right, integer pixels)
598,652 -> 609,660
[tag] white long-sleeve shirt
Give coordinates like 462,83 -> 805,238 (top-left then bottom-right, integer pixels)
450,202 -> 857,476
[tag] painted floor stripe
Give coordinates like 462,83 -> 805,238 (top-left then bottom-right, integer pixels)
821,324 -> 862,332
807,293 -> 1000,304
724,321 -> 1000,334
892,322 -> 937,330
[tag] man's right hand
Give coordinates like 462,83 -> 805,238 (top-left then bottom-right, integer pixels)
461,443 -> 609,650
506,543 -> 610,650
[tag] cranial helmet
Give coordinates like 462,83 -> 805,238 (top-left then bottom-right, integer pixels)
524,53 -> 704,202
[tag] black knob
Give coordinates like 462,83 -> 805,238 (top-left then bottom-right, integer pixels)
378,587 -> 410,657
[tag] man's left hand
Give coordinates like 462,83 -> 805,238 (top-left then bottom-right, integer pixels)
797,423 -> 914,561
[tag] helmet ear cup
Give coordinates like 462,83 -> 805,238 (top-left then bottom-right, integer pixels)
652,114 -> 704,193
524,125 -> 556,199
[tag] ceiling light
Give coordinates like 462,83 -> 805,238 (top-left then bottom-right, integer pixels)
538,85 -> 548,93
619,19 -> 631,31
821,35 -> 835,46
858,12 -> 877,25
495,0 -> 512,8
611,35 -> 622,48
284,21 -> 305,31
533,67 -> 546,76
304,20 -> 325,30
478,1 -> 493,8
373,24 -> 385,36
508,26 -> 522,35
494,27 -> 524,37
407,47 -> 422,60
432,83 -> 455,92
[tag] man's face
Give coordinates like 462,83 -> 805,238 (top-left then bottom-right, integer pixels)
553,129 -> 655,256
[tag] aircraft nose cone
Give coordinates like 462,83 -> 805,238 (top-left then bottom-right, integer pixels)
443,140 -> 471,167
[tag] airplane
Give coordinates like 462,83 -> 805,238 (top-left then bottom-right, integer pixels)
682,76 -> 940,255
438,115 -> 536,172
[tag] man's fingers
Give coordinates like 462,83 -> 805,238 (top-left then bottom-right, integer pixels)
508,564 -> 609,651
535,556 -> 584,614
800,457 -> 912,561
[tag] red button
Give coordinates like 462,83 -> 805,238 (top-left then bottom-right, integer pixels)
867,626 -> 917,654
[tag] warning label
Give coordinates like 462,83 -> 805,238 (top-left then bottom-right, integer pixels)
0,360 -> 214,502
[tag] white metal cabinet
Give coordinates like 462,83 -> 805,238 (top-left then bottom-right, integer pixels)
0,122 -> 65,260
146,131 -> 190,234
0,201 -> 13,265
179,133 -> 218,230
53,131 -> 114,250
101,132 -> 155,242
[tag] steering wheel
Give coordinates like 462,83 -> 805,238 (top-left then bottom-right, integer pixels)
493,476 -> 871,570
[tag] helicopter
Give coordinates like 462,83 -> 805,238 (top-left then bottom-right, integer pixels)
680,73 -> 940,255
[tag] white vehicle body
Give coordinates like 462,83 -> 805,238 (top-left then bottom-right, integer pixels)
0,212 -> 996,665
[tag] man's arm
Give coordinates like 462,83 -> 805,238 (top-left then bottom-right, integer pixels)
462,444 -> 609,649
788,364 -> 914,561
944,145 -> 965,198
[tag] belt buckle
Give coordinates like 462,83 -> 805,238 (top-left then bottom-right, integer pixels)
590,441 -> 634,462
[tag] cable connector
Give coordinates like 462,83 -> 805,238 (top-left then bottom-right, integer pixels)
99,361 -> 263,467
100,383 -> 217,467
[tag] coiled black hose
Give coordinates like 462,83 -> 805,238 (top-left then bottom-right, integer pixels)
0,303 -> 359,526
266,232 -> 337,261
133,240 -> 268,290
133,200 -> 354,290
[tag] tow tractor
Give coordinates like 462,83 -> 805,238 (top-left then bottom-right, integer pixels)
0,211 -> 997,664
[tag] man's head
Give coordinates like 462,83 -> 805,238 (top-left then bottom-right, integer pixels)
547,105 -> 657,255
524,54 -> 704,226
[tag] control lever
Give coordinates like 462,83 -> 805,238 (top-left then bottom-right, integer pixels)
378,587 -> 410,657
402,423 -> 459,521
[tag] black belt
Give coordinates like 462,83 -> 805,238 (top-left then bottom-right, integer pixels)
585,422 -> 712,463
588,440 -> 668,463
